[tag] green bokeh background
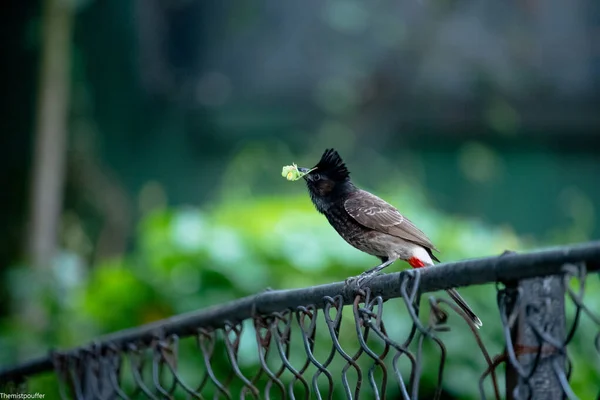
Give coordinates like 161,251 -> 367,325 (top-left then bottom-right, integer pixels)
1,0 -> 599,398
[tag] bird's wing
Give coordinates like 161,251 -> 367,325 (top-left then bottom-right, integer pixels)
344,190 -> 438,251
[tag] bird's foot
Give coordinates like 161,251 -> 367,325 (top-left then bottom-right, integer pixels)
344,272 -> 378,289
357,271 -> 377,286
344,276 -> 358,287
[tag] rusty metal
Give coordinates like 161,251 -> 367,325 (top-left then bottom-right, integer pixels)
1,241 -> 600,399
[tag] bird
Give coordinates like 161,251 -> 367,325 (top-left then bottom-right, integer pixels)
296,148 -> 482,328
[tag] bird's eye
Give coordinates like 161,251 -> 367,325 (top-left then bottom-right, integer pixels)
312,173 -> 321,181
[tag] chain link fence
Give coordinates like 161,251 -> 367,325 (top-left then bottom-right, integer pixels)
1,242 -> 599,399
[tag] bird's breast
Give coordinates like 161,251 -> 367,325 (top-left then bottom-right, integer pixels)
324,208 -> 384,256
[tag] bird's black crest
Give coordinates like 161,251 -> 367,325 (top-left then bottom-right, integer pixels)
313,148 -> 350,180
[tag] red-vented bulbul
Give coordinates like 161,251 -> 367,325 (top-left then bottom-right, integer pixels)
297,148 -> 482,328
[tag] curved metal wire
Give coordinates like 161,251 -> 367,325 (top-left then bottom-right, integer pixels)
2,257 -> 599,399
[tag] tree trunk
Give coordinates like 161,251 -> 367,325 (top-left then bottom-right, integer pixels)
21,0 -> 73,357
28,0 -> 73,268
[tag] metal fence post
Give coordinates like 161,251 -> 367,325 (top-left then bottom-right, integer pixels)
507,275 -> 566,400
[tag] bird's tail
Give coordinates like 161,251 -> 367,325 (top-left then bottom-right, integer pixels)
445,288 -> 483,329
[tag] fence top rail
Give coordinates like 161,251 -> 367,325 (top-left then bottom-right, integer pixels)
1,240 -> 599,384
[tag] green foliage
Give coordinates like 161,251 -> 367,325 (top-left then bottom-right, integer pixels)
1,186 -> 598,398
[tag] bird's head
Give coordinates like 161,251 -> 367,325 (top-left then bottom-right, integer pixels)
298,149 -> 353,204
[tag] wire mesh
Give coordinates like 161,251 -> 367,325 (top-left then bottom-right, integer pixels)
1,243 -> 599,399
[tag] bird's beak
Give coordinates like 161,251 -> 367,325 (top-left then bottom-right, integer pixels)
297,167 -> 312,180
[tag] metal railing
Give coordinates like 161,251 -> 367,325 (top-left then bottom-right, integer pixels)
1,241 -> 599,399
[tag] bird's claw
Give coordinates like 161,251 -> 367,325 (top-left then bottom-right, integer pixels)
357,271 -> 378,286
344,276 -> 359,288
344,272 -> 376,289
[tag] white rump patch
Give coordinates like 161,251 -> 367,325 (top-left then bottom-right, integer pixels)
411,246 -> 434,266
